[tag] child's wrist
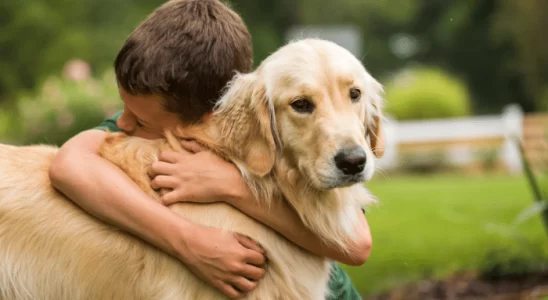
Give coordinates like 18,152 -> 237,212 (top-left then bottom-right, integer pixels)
222,184 -> 249,208
221,175 -> 255,207
166,218 -> 201,262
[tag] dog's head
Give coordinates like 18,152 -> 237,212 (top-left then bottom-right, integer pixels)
214,39 -> 384,190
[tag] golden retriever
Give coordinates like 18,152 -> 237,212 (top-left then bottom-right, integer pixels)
0,38 -> 384,300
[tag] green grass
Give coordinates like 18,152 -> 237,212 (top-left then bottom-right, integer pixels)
344,173 -> 548,296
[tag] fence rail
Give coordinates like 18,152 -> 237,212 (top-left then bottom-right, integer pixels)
377,104 -> 548,174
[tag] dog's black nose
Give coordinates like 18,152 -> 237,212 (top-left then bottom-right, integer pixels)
334,147 -> 366,175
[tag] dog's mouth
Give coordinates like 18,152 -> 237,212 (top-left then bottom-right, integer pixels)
341,173 -> 366,185
313,172 -> 366,190
334,173 -> 366,188
303,157 -> 371,190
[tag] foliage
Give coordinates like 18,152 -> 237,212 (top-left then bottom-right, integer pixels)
474,136 -> 548,284
516,135 -> 548,236
492,0 -> 548,111
2,0 -> 547,114
479,240 -> 548,281
0,108 -> 18,144
475,148 -> 500,173
344,174 -> 548,296
396,150 -> 453,174
541,174 -> 548,201
0,0 -> 161,102
384,67 -> 471,121
0,71 -> 121,146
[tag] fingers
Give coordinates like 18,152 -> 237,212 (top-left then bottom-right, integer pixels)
234,234 -> 267,267
244,249 -> 266,267
234,234 -> 265,254
240,264 -> 266,282
158,151 -> 185,164
150,175 -> 178,190
181,139 -> 207,153
160,191 -> 180,205
229,277 -> 257,294
148,161 -> 176,178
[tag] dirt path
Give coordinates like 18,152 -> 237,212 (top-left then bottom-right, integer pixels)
365,271 -> 548,300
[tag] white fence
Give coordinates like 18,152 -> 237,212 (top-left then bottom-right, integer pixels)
377,104 -> 524,174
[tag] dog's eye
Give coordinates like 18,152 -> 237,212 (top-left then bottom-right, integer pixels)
350,88 -> 361,103
291,98 -> 315,114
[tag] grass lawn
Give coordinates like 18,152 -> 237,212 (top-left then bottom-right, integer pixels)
343,173 -> 548,296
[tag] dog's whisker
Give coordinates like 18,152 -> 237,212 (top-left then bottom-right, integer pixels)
375,167 -> 390,180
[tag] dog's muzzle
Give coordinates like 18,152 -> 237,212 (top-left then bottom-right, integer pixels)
334,147 -> 366,176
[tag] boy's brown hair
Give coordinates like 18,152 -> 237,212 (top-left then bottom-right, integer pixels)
114,0 -> 253,124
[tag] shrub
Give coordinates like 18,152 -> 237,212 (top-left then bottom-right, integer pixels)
517,130 -> 548,239
396,150 -> 454,174
384,67 -> 472,121
2,70 -> 121,146
475,148 -> 501,173
479,240 -> 548,281
0,108 -> 16,144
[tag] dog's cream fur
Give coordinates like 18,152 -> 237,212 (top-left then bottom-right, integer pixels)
0,39 -> 384,300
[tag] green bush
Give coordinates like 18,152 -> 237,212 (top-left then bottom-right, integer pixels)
396,150 -> 454,174
0,101 -> 26,144
475,148 -> 501,172
384,67 -> 472,120
1,70 -> 121,146
479,240 -> 548,281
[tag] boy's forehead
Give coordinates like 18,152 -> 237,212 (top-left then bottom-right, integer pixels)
121,92 -> 171,121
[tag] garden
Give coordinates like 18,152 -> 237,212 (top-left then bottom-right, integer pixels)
351,173 -> 548,299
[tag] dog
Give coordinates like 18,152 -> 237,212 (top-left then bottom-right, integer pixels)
0,38 -> 385,300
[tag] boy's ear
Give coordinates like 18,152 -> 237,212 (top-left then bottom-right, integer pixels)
215,73 -> 280,177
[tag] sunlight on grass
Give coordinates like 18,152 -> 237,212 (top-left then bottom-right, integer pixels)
344,174 -> 548,296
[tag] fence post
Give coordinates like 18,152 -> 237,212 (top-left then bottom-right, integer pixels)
377,115 -> 398,171
501,104 -> 524,175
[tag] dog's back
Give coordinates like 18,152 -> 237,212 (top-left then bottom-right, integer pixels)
0,144 -> 187,299
0,143 -> 330,300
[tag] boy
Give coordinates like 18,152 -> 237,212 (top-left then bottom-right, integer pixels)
48,0 -> 370,299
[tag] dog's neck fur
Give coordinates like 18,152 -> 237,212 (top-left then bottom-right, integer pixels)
172,117 -> 374,251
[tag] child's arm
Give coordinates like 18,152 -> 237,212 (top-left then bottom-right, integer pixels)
229,190 -> 372,266
152,149 -> 372,266
49,130 -> 266,299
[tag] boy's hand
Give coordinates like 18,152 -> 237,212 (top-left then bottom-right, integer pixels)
179,226 -> 266,298
151,141 -> 266,297
149,141 -> 251,206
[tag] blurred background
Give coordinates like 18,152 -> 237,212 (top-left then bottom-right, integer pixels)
1,0 -> 547,299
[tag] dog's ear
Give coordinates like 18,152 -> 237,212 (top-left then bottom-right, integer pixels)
366,79 -> 385,158
368,114 -> 384,158
215,73 -> 280,177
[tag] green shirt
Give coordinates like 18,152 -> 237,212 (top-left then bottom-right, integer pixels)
95,111 -> 124,133
95,111 -> 362,300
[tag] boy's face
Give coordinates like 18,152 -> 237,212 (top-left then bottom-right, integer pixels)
117,88 -> 180,139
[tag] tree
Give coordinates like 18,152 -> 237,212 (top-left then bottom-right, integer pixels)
492,0 -> 548,111
0,0 -> 163,103
2,0 -> 546,114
